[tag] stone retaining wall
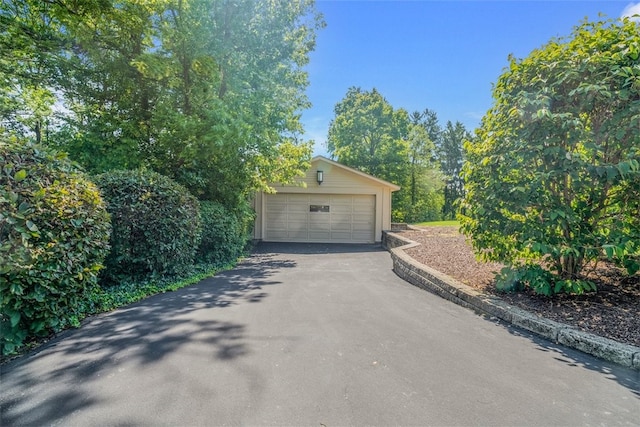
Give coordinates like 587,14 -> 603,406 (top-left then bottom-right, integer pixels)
390,223 -> 409,231
382,230 -> 640,370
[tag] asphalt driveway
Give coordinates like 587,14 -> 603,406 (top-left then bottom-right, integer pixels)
1,242 -> 639,426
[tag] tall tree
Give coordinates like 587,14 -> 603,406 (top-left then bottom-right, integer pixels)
57,0 -> 159,172
327,88 -> 445,221
440,120 -> 468,219
2,0 -> 324,209
411,108 -> 442,157
0,0 -> 73,142
402,122 -> 444,222
327,87 -> 409,185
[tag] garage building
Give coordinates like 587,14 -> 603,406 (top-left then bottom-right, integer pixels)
253,156 -> 400,244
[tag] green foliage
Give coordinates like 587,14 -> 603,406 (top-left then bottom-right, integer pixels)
461,17 -> 640,295
95,263 -> 227,313
412,220 -> 460,227
327,87 -> 445,222
495,264 -> 596,296
0,0 -> 112,144
397,193 -> 445,223
197,200 -> 253,266
0,138 -> 111,355
495,265 -> 546,293
95,169 -> 201,285
39,0 -> 319,203
1,0 -> 324,352
403,110 -> 447,222
328,87 -> 410,183
439,121 -> 468,219
2,0 -> 322,206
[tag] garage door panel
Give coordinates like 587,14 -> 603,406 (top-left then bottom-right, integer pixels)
353,194 -> 374,203
267,205 -> 286,214
331,206 -> 352,214
288,206 -> 308,214
330,194 -> 352,202
331,203 -> 352,209
353,205 -> 373,214
265,193 -> 375,243
353,222 -> 373,232
354,212 -> 373,219
287,194 -> 309,202
330,231 -> 353,240
309,218 -> 331,230
332,202 -> 351,209
352,232 -> 373,242
268,230 -> 288,239
287,222 -> 307,233
331,212 -> 351,221
288,213 -> 308,222
332,224 -> 351,232
331,214 -> 352,229
266,215 -> 286,225
267,213 -> 286,221
288,231 -> 308,239
266,211 -> 286,220
309,231 -> 331,240
353,215 -> 373,224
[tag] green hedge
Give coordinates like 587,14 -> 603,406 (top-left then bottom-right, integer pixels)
197,200 -> 250,265
0,139 -> 111,355
95,169 -> 201,285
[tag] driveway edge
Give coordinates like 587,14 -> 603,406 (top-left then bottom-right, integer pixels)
383,230 -> 640,370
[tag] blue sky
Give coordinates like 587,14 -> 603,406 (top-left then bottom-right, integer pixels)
303,1 -> 640,157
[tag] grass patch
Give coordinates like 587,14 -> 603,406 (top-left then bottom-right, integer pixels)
412,220 -> 460,227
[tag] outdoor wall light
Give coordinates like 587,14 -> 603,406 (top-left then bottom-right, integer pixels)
317,170 -> 324,185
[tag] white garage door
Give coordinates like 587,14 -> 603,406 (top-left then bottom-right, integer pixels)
265,194 -> 375,243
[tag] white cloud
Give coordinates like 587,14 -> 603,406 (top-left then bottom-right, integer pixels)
621,2 -> 640,21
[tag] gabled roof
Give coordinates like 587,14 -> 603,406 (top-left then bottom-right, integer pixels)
312,155 -> 401,191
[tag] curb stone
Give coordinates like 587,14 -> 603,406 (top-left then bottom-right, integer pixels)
382,229 -> 640,370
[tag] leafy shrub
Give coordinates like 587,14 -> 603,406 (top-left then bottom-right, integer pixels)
460,18 -> 640,295
197,200 -> 252,265
0,139 -> 111,354
404,194 -> 444,223
95,169 -> 201,285
234,197 -> 257,248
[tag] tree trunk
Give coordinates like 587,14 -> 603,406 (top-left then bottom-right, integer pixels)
34,119 -> 41,144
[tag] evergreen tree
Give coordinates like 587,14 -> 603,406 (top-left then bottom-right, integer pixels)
440,121 -> 468,219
